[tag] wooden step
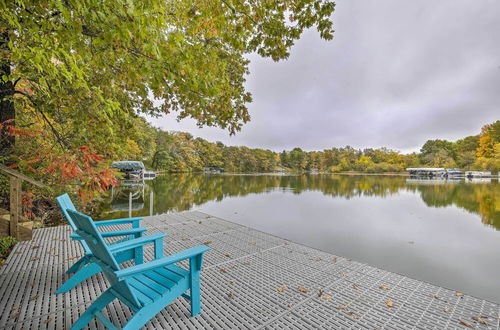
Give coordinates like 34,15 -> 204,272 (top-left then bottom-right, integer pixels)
18,221 -> 33,241
0,215 -> 32,240
0,216 -> 9,237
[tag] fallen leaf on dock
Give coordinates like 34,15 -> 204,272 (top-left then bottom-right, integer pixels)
227,292 -> 235,299
322,296 -> 333,300
352,284 -> 361,290
386,300 -> 394,308
224,254 -> 231,257
43,318 -> 52,324
218,268 -> 227,273
472,315 -> 490,325
31,246 -> 40,249
228,280 -> 235,285
347,311 -> 360,319
297,287 -> 308,293
378,285 -> 391,290
459,320 -> 473,328
443,307 -> 451,313
10,311 -> 20,318
30,257 -> 39,261
340,272 -> 349,277
336,305 -> 348,310
249,242 -> 256,246
317,290 -> 324,297
431,294 -> 440,299
243,261 -> 251,265
276,285 -> 287,292
30,295 -> 39,301
455,292 -> 464,297
202,241 -> 212,246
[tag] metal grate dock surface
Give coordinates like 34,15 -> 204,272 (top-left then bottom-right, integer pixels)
0,211 -> 499,329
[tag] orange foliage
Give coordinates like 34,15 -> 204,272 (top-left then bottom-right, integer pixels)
3,121 -> 119,199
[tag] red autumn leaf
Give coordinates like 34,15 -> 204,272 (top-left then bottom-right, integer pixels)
91,154 -> 104,161
26,166 -> 37,173
44,163 -> 56,174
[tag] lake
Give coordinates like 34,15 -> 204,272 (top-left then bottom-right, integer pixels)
96,173 -> 500,303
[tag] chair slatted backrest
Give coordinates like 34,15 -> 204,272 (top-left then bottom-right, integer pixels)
56,194 -> 91,253
56,194 -> 77,230
66,209 -> 142,309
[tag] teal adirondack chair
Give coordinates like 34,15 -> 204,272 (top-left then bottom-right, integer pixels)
56,193 -> 148,294
66,209 -> 210,330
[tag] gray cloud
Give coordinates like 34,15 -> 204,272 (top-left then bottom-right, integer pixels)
148,0 -> 500,153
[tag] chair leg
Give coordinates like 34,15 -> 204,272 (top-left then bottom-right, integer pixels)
66,255 -> 90,274
56,263 -> 101,294
190,262 -> 201,316
190,279 -> 201,316
71,289 -> 116,330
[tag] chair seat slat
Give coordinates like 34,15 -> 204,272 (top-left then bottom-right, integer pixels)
155,264 -> 188,281
134,273 -> 171,295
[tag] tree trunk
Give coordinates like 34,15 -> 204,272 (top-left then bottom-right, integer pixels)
0,31 -> 15,158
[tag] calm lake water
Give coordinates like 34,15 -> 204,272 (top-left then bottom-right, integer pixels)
96,173 -> 500,302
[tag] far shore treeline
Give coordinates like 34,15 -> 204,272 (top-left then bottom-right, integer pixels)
142,120 -> 499,174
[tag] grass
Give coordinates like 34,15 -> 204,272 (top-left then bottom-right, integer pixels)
0,236 -> 17,266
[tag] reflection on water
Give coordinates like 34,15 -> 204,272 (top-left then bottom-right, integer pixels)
96,174 -> 500,302
110,180 -> 145,213
98,174 -> 499,229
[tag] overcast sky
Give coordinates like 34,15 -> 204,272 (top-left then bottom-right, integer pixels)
147,0 -> 500,153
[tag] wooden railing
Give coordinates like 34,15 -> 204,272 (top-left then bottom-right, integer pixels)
0,164 -> 45,241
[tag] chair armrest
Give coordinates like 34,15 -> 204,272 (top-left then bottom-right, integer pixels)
108,233 -> 167,255
70,227 -> 147,241
115,246 -> 210,279
95,217 -> 143,228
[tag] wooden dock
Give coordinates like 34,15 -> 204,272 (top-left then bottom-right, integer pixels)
0,211 -> 499,329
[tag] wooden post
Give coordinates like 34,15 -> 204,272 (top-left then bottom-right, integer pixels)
9,177 -> 21,240
128,192 -> 132,218
149,191 -> 154,217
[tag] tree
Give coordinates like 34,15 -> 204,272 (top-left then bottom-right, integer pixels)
455,135 -> 479,168
0,0 -> 335,164
475,121 -> 500,172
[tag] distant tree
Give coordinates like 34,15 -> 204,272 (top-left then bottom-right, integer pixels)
475,121 -> 500,172
420,139 -> 456,166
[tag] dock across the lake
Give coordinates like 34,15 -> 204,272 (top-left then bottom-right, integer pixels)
0,211 -> 498,329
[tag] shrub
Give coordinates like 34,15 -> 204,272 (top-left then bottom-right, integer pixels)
0,236 -> 17,259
